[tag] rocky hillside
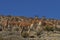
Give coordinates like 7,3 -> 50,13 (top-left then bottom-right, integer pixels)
0,15 -> 60,40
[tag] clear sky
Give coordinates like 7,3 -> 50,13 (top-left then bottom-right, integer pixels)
0,0 -> 60,19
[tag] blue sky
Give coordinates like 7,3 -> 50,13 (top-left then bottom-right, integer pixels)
0,0 -> 60,19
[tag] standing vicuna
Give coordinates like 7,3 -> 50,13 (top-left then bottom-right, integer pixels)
1,19 -> 8,31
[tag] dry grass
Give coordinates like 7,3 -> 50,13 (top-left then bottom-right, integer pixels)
0,31 -> 60,40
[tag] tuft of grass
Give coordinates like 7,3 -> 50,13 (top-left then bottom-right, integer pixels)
45,26 -> 54,31
0,34 -> 3,40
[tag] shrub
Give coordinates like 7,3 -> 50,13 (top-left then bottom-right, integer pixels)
21,31 -> 29,38
45,26 -> 54,31
55,27 -> 60,31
